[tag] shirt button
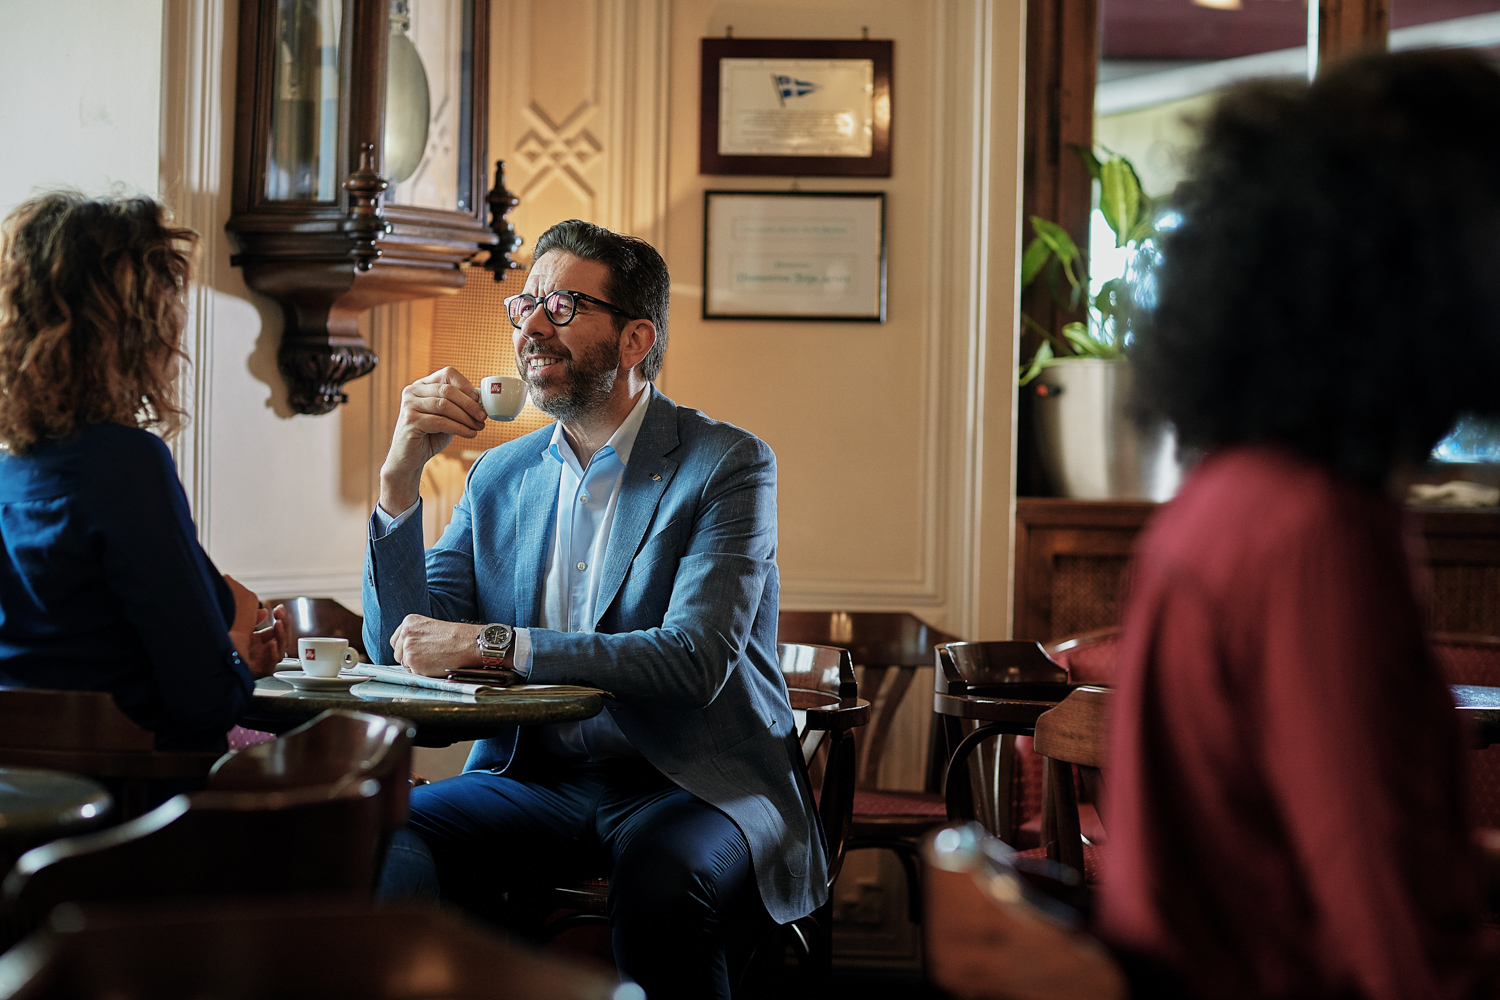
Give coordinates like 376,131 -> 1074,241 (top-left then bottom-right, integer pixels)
576,561 -> 587,571
579,495 -> 589,503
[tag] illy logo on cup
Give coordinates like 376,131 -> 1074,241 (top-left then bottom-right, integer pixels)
303,649 -> 315,660
490,383 -> 503,394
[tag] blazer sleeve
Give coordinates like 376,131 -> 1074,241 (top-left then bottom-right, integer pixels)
83,433 -> 252,742
363,485 -> 482,664
525,433 -> 777,708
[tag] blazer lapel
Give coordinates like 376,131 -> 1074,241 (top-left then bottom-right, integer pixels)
594,391 -> 680,628
512,455 -> 562,628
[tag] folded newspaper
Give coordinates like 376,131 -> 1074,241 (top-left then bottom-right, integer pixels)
349,664 -> 604,699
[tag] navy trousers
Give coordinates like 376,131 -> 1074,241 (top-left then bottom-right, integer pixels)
378,755 -> 760,999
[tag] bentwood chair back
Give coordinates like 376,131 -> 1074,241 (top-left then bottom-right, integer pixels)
3,781 -> 383,931
768,642 -> 870,980
777,612 -> 959,787
264,595 -> 368,660
0,689 -> 221,818
933,641 -> 1072,842
0,899 -> 621,1000
777,611 -> 959,926
1030,685 -> 1112,880
207,709 -> 414,873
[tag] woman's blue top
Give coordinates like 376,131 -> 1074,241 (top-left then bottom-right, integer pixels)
0,423 -> 252,750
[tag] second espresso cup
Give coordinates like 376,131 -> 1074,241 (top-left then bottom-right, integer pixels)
299,637 -> 355,678
481,375 -> 527,421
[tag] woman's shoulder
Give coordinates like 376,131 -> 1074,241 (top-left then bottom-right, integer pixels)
1141,444 -> 1401,585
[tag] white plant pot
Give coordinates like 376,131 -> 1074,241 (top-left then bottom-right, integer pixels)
1032,357 -> 1181,501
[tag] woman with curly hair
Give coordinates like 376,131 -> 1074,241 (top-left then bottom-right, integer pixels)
0,192 -> 287,751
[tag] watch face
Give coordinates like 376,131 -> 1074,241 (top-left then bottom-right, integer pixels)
482,624 -> 512,650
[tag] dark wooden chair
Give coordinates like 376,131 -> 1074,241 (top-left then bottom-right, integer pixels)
265,595 -> 368,660
540,643 -> 870,986
3,781 -> 383,931
776,611 -> 959,923
933,641 -> 1074,842
207,709 -> 415,875
0,689 -> 221,818
1030,685 -> 1111,881
0,898 -> 621,1000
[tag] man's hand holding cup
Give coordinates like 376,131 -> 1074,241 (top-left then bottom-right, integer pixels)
378,367 -> 487,516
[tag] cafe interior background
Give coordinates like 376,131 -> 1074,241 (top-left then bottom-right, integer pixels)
3,0 -> 1497,971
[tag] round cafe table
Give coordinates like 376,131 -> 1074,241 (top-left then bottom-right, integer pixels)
244,676 -> 605,748
0,766 -> 112,844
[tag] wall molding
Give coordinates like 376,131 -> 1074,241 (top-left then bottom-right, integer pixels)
775,0 -> 1025,642
160,0 -> 228,544
598,0 -> 671,246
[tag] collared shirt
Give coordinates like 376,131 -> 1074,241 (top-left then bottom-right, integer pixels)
372,388 -> 652,760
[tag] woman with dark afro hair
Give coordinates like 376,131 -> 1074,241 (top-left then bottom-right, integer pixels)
1102,49 -> 1500,1000
927,49 -> 1500,1000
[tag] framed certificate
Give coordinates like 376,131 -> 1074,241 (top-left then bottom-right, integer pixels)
703,191 -> 886,321
700,38 -> 893,177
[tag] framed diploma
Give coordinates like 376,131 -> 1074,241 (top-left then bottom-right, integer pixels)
703,191 -> 886,321
700,38 -> 893,177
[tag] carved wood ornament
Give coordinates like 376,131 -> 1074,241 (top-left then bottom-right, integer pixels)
226,0 -> 517,414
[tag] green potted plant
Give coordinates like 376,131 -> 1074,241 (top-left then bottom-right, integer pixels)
1019,148 -> 1180,500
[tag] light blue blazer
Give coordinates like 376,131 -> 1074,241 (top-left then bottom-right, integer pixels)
363,388 -> 825,924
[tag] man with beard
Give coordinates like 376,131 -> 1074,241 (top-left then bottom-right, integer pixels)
363,220 -> 819,1000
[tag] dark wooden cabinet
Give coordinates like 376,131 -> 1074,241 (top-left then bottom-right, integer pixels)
1014,498 -> 1500,641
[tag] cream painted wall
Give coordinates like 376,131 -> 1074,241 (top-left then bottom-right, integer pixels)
3,0 -> 1026,635
661,1 -> 1026,641
0,2 -> 377,608
158,0 -> 379,608
0,1 -> 164,215
490,0 -> 1026,640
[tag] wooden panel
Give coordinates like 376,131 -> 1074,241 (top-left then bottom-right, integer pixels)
1015,499 -> 1500,641
1051,553 -> 1132,638
1013,498 -> 1153,641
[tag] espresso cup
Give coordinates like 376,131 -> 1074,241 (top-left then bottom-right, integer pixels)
299,637 -> 355,678
481,375 -> 527,421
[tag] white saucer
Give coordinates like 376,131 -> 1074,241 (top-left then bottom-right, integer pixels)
272,669 -> 369,693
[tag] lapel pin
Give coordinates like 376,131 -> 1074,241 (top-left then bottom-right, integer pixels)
651,473 -> 662,481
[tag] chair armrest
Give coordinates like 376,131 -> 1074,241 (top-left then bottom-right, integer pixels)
802,698 -> 870,733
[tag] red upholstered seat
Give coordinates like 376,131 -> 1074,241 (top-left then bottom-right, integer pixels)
1045,628 -> 1120,686
849,788 -> 947,818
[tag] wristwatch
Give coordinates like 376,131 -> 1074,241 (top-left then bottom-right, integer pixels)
476,623 -> 515,667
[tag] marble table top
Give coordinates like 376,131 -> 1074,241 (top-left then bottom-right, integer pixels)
245,677 -> 605,748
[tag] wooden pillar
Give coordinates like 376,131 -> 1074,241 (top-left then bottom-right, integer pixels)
1022,0 -> 1098,337
1018,0 -> 1098,495
1319,0 -> 1390,67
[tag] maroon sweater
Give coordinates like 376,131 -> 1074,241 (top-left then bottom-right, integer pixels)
1095,446 -> 1486,1000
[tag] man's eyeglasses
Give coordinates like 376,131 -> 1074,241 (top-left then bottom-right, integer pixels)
504,289 -> 634,329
